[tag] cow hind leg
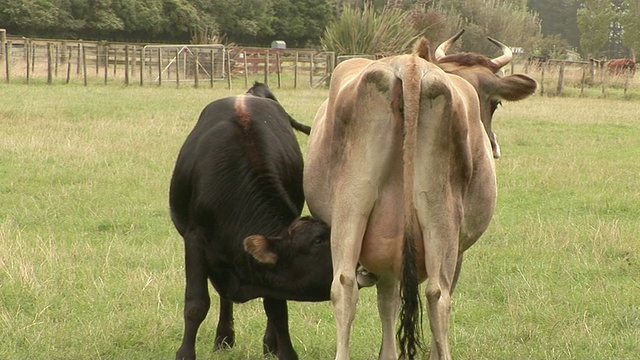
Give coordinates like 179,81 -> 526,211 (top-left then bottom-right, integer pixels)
262,298 -> 298,360
424,244 -> 457,360
176,231 -> 211,360
330,212 -> 371,360
426,279 -> 452,360
376,278 -> 399,360
331,269 -> 359,360
213,298 -> 235,350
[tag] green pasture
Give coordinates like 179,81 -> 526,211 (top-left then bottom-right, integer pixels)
1,82 -> 639,359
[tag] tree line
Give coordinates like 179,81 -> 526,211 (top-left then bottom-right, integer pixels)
0,0 -> 638,59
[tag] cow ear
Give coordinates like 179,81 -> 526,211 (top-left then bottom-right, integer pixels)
244,235 -> 278,264
497,74 -> 537,101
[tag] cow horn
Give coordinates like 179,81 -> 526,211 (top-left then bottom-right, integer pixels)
434,29 -> 465,61
487,37 -> 512,69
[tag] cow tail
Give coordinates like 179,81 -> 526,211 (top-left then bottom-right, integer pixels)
395,55 -> 424,360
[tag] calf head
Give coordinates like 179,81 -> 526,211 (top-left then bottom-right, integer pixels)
246,81 -> 279,101
243,216 -> 333,301
435,29 -> 537,158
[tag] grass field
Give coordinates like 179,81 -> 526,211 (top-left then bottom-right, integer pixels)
1,81 -> 639,359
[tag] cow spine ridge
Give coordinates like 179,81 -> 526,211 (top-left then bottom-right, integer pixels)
393,54 -> 425,360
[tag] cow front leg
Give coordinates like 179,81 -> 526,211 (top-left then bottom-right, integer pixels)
262,298 -> 298,360
213,298 -> 235,350
176,232 -> 211,360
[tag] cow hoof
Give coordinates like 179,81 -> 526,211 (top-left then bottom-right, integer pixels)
356,266 -> 379,288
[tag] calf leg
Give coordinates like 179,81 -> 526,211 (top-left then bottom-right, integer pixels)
263,298 -> 298,360
213,298 -> 234,350
176,231 -> 211,360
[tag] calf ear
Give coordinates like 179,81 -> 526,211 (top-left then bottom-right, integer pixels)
497,74 -> 537,101
244,235 -> 278,264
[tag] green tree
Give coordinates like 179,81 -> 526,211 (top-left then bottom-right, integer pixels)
577,0 -> 614,57
268,0 -> 332,47
211,0 -> 275,45
52,0 -> 89,37
112,0 -> 166,41
620,0 -> 640,59
85,0 -> 125,35
0,0 -> 59,36
527,0 -> 581,49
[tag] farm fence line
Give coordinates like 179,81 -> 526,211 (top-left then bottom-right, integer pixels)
1,30 -> 638,96
0,32 -> 335,89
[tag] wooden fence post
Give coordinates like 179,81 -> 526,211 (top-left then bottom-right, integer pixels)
5,41 -> 11,83
226,49 -> 232,90
76,43 -> 81,75
601,67 -> 607,97
175,48 -> 180,88
0,29 -> 5,66
243,51 -> 248,88
539,63 -> 545,96
624,74 -> 629,97
54,43 -> 59,78
139,47 -> 145,86
25,41 -> 30,84
82,44 -> 87,86
104,44 -> 109,85
31,41 -> 36,73
124,45 -> 130,86
194,48 -> 199,88
214,50 -> 216,89
325,52 -> 335,87
276,51 -> 281,89
66,47 -> 72,84
580,66 -> 586,96
47,43 -> 53,84
293,52 -> 298,89
157,48 -> 162,86
264,51 -> 269,86
113,46 -> 118,76
556,61 -> 564,96
95,43 -> 100,75
130,45 -> 136,78
60,41 -> 67,64
309,53 -> 314,87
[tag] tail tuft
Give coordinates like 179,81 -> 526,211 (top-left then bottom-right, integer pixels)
397,230 -> 424,360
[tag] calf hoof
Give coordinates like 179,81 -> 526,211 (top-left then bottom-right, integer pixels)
175,347 -> 196,360
214,333 -> 235,350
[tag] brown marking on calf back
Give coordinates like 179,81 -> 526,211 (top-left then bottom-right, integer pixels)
438,53 -> 500,73
234,96 -> 264,171
235,96 -> 252,131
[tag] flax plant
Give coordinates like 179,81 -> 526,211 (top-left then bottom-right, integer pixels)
321,4 -> 421,56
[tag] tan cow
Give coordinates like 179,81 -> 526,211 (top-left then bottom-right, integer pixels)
304,33 -> 536,360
